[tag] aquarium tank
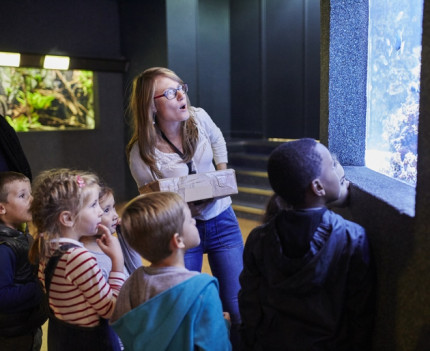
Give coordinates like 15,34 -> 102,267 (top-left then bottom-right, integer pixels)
0,67 -> 94,131
365,0 -> 423,187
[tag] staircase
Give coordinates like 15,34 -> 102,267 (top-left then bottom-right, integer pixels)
227,139 -> 284,222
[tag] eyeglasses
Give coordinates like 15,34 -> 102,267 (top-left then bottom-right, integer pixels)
154,84 -> 188,100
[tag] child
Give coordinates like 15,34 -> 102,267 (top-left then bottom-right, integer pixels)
28,168 -> 125,351
80,183 -> 142,351
81,183 -> 142,279
239,138 -> 374,350
110,191 -> 232,351
0,171 -> 46,351
261,152 -> 350,223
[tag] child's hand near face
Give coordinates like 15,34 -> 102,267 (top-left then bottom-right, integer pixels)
97,224 -> 124,272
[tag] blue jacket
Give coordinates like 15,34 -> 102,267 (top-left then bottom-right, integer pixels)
111,273 -> 231,351
239,209 -> 375,351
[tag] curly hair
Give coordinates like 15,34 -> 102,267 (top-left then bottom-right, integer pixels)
120,192 -> 186,264
29,168 -> 100,263
267,138 -> 322,208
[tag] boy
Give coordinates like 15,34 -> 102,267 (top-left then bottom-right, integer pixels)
110,192 -> 232,351
0,171 -> 46,351
239,138 -> 374,351
262,152 -> 350,223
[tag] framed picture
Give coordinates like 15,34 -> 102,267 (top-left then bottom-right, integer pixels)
0,67 -> 94,131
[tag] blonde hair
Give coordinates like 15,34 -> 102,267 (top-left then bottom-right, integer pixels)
121,192 -> 186,264
125,67 -> 198,178
29,168 -> 100,264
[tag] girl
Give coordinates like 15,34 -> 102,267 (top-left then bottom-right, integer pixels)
81,183 -> 142,278
29,168 -> 125,351
126,67 -> 244,349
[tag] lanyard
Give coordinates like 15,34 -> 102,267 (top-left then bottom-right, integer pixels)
158,128 -> 196,175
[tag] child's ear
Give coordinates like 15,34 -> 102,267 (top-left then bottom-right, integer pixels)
58,211 -> 74,227
171,233 -> 185,249
311,179 -> 326,197
0,203 -> 6,215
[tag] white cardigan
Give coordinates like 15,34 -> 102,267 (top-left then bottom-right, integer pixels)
129,107 -> 232,220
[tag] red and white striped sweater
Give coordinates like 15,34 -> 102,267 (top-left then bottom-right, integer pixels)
38,239 -> 125,327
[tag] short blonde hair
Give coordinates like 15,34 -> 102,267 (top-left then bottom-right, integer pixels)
121,192 -> 186,264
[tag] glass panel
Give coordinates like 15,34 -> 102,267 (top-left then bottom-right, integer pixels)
366,0 -> 423,186
0,67 -> 94,131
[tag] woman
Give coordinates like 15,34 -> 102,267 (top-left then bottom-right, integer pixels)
126,67 -> 243,348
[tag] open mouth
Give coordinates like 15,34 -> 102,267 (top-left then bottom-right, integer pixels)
179,104 -> 187,110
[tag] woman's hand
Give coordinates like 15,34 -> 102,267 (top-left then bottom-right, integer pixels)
96,224 -> 124,272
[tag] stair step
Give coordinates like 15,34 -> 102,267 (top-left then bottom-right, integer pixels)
236,169 -> 267,177
229,153 -> 268,170
233,187 -> 272,206
227,139 -> 288,155
235,169 -> 271,188
238,186 -> 273,196
227,139 -> 284,220
232,201 -> 265,222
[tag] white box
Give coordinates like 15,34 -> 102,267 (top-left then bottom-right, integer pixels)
139,169 -> 238,202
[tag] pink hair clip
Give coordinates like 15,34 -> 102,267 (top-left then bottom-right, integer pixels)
76,175 -> 86,188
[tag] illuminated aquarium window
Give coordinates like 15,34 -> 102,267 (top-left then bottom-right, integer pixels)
0,67 -> 94,131
365,0 -> 423,187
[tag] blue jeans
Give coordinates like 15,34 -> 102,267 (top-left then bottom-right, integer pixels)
184,206 -> 244,326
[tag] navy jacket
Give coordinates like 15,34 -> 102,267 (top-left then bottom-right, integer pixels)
239,209 -> 374,351
0,225 -> 46,336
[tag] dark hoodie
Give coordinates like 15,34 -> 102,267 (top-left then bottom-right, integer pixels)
239,209 -> 374,351
0,115 -> 32,180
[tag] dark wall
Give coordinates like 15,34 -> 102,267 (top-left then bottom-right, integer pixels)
230,0 -> 320,139
0,0 -> 122,58
166,0 -> 198,103
230,0 -> 262,138
118,0 -> 168,198
0,0 -> 129,201
118,0 -> 167,85
196,0 -> 231,133
167,0 -> 231,133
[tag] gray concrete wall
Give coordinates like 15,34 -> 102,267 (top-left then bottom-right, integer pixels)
321,0 -> 430,349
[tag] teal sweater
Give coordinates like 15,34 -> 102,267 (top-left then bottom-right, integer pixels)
111,273 -> 231,351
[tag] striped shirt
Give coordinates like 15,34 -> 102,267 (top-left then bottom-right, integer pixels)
38,238 -> 125,327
